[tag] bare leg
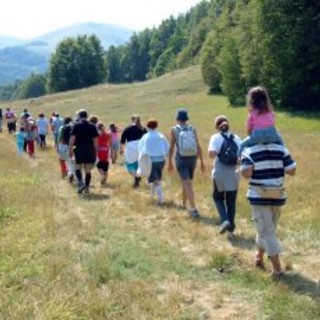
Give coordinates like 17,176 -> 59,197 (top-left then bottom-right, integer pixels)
181,179 -> 195,209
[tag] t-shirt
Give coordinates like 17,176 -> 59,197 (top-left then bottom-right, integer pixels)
246,110 -> 275,132
71,119 -> 98,146
240,143 -> 296,206
52,117 -> 64,134
120,125 -> 147,144
97,131 -> 110,162
36,118 -> 49,135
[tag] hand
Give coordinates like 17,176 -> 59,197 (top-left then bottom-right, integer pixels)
168,161 -> 174,173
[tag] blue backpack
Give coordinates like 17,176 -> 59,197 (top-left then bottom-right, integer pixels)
218,133 -> 239,165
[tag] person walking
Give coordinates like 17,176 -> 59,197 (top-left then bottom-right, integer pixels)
36,113 -> 49,148
96,122 -> 111,186
0,108 -> 3,133
109,123 -> 121,164
69,109 -> 98,194
58,116 -> 75,181
52,113 -> 64,150
4,108 -> 17,133
25,116 -> 37,157
208,115 -> 241,235
168,108 -> 205,218
138,119 -> 169,204
241,141 -> 296,279
120,115 -> 147,188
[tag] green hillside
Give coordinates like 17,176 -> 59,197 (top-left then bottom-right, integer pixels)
0,67 -> 319,319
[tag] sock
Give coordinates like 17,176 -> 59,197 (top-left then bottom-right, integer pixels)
85,173 -> 91,188
75,170 -> 82,185
155,185 -> 164,203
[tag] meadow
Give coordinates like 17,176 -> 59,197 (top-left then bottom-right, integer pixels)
0,66 -> 319,319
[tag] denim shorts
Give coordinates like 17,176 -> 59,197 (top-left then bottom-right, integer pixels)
148,161 -> 165,183
175,155 -> 197,180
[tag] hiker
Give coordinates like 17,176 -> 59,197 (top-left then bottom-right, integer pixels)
96,122 -> 111,186
241,140 -> 296,280
25,116 -> 37,157
208,115 -> 241,235
52,113 -> 64,149
16,126 -> 26,156
58,116 -> 75,182
88,115 -> 99,126
36,113 -> 49,148
109,123 -> 121,164
69,109 -> 99,194
120,115 -> 147,188
238,86 -> 284,155
138,119 -> 169,204
168,108 -> 205,218
4,107 -> 17,133
0,108 -> 3,132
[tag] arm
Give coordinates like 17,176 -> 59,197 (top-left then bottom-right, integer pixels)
208,150 -> 218,159
286,167 -> 296,176
194,128 -> 205,172
241,166 -> 253,179
168,128 -> 176,172
93,136 -> 98,152
69,135 -> 75,157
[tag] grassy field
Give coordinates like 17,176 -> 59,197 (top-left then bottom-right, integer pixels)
0,66 -> 319,319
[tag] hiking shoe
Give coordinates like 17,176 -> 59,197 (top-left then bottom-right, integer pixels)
219,221 -> 231,234
190,209 -> 200,219
83,187 -> 90,194
133,176 -> 141,188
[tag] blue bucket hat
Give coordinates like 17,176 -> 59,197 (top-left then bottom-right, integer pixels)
176,108 -> 189,121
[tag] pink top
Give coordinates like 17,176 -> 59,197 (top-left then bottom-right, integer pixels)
246,110 -> 275,132
110,131 -> 119,142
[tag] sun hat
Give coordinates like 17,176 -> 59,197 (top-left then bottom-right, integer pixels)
176,108 -> 189,121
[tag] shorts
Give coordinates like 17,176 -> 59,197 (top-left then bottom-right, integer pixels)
175,155 -> 197,181
97,160 -> 109,172
74,145 -> 96,165
148,161 -> 165,183
125,161 -> 138,173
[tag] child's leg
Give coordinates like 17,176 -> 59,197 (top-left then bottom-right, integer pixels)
59,159 -> 67,177
28,141 -> 35,156
238,136 -> 254,155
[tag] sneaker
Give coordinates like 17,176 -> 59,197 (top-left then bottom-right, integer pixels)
133,176 -> 141,188
83,187 -> 90,194
219,221 -> 231,234
270,271 -> 284,281
68,174 -> 74,184
77,184 -> 85,194
255,259 -> 265,270
190,209 -> 200,219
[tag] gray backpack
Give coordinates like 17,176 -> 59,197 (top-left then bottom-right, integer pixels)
175,125 -> 197,157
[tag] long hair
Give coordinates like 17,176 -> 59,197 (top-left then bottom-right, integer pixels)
247,86 -> 273,114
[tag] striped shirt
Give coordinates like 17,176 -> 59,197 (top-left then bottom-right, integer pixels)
241,143 -> 296,206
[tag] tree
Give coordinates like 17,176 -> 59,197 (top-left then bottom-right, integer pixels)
48,35 -> 105,93
17,73 -> 47,99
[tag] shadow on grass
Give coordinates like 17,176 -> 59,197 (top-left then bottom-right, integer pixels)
227,234 -> 256,250
198,215 -> 219,227
79,193 -> 110,201
282,272 -> 320,300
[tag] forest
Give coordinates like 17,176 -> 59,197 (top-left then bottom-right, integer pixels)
1,0 -> 319,111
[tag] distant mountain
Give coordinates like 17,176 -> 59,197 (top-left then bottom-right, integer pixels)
0,22 -> 133,86
0,35 -> 24,49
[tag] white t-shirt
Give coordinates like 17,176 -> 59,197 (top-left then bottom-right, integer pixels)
37,118 -> 49,135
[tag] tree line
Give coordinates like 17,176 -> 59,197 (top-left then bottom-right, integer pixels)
0,0 -> 319,111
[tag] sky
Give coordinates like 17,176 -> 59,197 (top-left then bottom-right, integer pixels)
0,0 -> 203,39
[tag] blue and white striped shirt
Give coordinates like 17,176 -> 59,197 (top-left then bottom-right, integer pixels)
241,144 -> 296,206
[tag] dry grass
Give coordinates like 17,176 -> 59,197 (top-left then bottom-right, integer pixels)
0,66 -> 319,319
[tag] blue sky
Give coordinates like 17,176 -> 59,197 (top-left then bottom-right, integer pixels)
0,0 -> 202,39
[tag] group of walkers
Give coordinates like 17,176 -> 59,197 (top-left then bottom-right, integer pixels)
1,86 -> 297,280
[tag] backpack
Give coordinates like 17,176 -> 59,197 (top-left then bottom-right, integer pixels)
137,152 -> 152,177
175,125 -> 198,157
218,132 -> 239,165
